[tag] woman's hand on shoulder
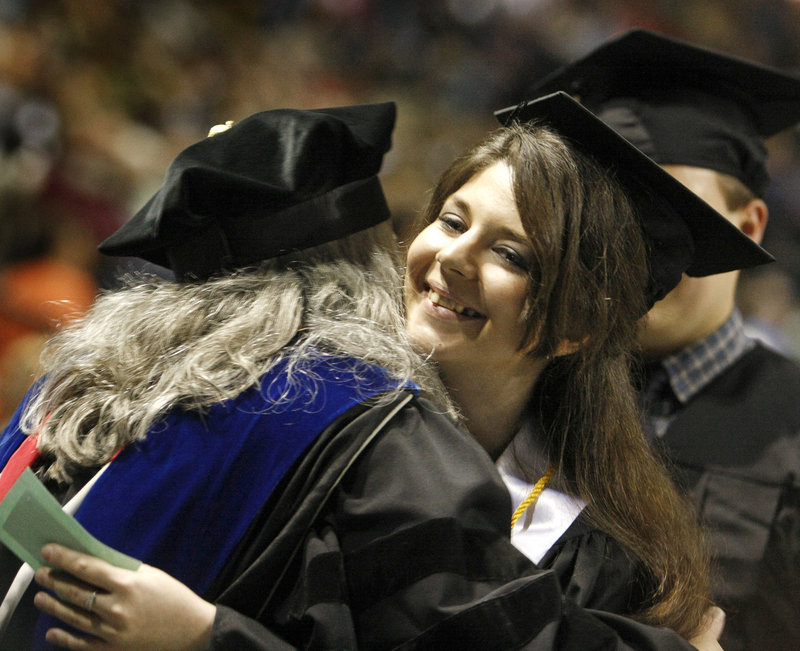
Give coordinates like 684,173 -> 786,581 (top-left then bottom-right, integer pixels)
34,543 -> 216,650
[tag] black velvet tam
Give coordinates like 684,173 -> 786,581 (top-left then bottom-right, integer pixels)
99,103 -> 396,280
530,28 -> 800,197
495,92 -> 774,306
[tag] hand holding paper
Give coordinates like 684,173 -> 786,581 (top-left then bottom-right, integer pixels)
0,467 -> 140,572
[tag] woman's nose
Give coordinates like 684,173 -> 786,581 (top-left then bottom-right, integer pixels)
435,235 -> 478,278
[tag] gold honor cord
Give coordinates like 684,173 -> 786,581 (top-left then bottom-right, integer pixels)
510,466 -> 555,532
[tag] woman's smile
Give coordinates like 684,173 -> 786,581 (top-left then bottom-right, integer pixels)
424,284 -> 485,320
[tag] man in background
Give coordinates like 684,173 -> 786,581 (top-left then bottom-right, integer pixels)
530,28 -> 800,650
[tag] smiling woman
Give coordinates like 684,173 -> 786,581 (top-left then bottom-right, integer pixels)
405,160 -> 548,456
402,92 -> 773,639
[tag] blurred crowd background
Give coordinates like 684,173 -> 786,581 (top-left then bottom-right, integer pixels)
1,0 -> 800,423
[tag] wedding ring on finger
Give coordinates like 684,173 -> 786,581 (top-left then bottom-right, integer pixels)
84,590 -> 97,613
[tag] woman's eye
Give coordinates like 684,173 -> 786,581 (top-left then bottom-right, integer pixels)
436,212 -> 465,233
496,246 -> 529,271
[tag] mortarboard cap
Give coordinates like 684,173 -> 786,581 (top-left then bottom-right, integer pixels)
495,92 -> 774,305
99,102 -> 396,280
531,28 -> 800,197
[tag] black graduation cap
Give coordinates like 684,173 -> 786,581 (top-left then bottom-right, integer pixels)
495,92 -> 774,305
99,102 -> 397,280
531,28 -> 800,196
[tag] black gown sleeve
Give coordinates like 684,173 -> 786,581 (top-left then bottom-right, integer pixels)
538,514 -> 653,616
208,397 -> 698,650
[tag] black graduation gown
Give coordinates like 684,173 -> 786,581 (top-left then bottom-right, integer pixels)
653,343 -> 800,651
204,397 -> 695,650
539,514 -> 653,619
0,388 -> 698,650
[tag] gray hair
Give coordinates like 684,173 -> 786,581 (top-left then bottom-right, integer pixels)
24,222 -> 454,482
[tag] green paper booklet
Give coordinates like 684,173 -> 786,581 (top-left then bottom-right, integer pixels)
0,467 -> 141,572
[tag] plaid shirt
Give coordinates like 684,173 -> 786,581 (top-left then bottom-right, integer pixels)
642,309 -> 755,438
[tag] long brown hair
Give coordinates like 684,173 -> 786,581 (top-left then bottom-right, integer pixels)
412,122 -> 710,637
